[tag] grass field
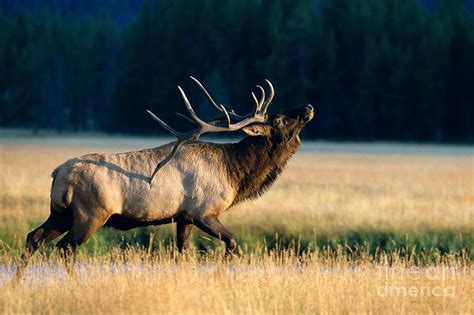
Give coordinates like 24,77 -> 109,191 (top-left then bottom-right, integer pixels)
0,134 -> 472,313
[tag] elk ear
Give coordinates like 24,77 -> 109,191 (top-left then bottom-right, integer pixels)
242,124 -> 271,137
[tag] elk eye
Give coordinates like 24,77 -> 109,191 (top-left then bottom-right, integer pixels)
274,116 -> 286,128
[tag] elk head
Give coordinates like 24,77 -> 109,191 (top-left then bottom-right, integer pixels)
241,104 -> 314,146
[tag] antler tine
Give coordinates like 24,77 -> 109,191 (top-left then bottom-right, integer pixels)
177,86 -> 207,128
219,104 -> 231,127
147,110 -> 183,138
149,140 -> 187,182
189,76 -> 222,113
251,92 -> 259,115
229,109 -> 246,119
261,79 -> 275,114
256,85 -> 265,112
190,76 -> 243,120
175,112 -> 198,125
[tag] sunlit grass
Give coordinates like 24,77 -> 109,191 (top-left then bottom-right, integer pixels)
0,247 -> 472,314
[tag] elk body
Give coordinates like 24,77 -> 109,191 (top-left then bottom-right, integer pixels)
16,78 -> 314,278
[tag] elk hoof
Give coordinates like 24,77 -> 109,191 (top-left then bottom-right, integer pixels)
227,239 -> 238,252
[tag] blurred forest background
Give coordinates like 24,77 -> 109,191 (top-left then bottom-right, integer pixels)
0,0 -> 473,142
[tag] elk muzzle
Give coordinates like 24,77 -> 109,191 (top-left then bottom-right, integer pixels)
304,104 -> 314,122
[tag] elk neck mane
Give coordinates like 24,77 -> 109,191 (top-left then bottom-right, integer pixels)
222,135 -> 301,206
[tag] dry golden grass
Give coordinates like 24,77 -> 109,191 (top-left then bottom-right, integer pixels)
0,249 -> 472,314
0,134 -> 473,314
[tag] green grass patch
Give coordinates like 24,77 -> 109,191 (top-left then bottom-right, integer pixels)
0,219 -> 471,262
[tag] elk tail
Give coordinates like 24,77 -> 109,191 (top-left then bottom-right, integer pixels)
50,166 -> 73,212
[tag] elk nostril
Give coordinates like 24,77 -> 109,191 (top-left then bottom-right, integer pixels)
306,104 -> 313,111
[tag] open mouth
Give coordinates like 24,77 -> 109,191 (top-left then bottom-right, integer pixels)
303,110 -> 314,123
303,105 -> 314,122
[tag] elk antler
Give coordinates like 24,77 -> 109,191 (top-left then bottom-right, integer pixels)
189,76 -> 244,120
147,77 -> 275,184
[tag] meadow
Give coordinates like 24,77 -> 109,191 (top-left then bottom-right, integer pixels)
0,133 -> 472,313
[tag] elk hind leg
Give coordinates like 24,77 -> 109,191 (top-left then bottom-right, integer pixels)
56,210 -> 109,277
13,210 -> 72,282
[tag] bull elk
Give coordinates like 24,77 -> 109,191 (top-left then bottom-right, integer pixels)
15,77 -> 314,278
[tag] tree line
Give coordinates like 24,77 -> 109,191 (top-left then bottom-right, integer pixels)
0,0 -> 472,141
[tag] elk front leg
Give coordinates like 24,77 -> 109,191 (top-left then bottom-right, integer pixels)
176,220 -> 193,252
194,216 -> 237,253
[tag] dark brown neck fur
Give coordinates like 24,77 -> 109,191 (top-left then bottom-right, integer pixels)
223,135 -> 301,206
